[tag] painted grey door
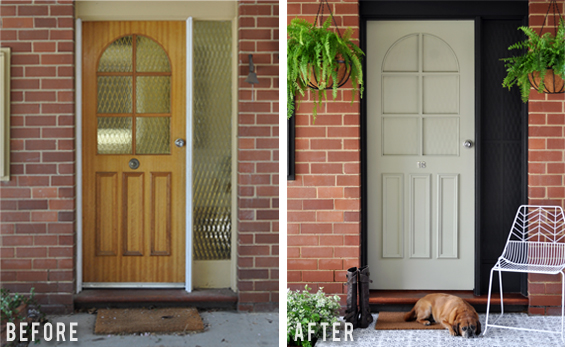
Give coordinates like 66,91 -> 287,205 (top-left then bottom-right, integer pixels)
367,21 -> 475,289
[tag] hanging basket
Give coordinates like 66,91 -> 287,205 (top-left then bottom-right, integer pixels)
307,57 -> 352,90
528,69 -> 565,94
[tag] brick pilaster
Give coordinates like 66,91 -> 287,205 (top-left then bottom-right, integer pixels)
287,0 -> 361,307
237,0 -> 279,312
527,0 -> 565,316
0,0 -> 75,314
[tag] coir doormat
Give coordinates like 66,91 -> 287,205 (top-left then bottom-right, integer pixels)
95,308 -> 204,334
374,312 -> 446,330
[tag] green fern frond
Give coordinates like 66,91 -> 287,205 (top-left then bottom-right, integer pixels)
287,16 -> 365,121
501,18 -> 565,102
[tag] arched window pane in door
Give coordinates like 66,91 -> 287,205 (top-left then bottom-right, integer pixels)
96,34 -> 171,155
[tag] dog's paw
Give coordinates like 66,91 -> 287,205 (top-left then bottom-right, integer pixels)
423,320 -> 430,326
449,330 -> 457,336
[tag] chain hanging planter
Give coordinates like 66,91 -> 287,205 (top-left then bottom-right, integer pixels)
287,0 -> 364,122
528,69 -> 565,94
501,0 -> 564,102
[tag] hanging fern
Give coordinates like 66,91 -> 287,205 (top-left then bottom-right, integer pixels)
501,19 -> 565,102
287,17 -> 364,121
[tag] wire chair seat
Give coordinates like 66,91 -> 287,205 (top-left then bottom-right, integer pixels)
494,241 -> 565,274
484,205 -> 565,342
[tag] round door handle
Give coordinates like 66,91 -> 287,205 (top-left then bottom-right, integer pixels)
175,138 -> 186,148
463,140 -> 474,148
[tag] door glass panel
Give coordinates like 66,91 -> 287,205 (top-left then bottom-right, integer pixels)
136,36 -> 171,72
98,35 -> 133,72
136,76 -> 171,114
97,117 -> 132,154
135,117 -> 170,154
193,21 -> 232,260
97,76 -> 132,114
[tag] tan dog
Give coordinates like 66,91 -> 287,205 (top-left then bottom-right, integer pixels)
404,293 -> 481,338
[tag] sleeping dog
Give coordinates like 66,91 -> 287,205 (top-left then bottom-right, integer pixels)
404,293 -> 481,338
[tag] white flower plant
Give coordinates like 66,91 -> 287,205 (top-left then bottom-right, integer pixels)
287,285 -> 341,347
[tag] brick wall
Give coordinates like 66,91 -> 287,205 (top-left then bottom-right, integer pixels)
527,0 -> 565,315
237,0 -> 279,312
0,0 -> 76,314
287,0 -> 361,306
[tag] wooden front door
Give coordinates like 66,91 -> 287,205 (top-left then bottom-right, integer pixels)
366,21 -> 475,289
83,22 -> 186,284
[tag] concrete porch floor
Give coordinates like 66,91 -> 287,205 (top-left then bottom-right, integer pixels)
316,313 -> 564,347
35,310 -> 278,347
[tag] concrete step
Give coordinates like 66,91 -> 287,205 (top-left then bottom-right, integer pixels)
369,290 -> 528,313
74,289 -> 237,310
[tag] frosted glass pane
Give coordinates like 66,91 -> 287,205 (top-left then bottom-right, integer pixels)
136,35 -> 171,72
383,117 -> 419,155
98,35 -> 133,72
383,34 -> 419,72
193,21 -> 232,260
97,76 -> 132,114
423,75 -> 459,114
423,34 -> 459,72
382,76 -> 419,114
136,76 -> 171,114
135,117 -> 170,154
97,117 -> 132,154
423,117 -> 459,156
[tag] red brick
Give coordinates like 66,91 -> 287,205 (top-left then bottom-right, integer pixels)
2,17 -> 33,28
335,247 -> 359,258
301,247 -> 333,258
34,17 -> 57,28
15,223 -> 47,234
1,259 -> 32,270
301,223 -> 333,234
529,295 -> 563,307
18,5 -> 48,16
303,270 -> 334,282
41,54 -> 73,65
50,5 -> 74,16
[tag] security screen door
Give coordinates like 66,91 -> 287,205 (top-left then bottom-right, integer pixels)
367,21 -> 475,289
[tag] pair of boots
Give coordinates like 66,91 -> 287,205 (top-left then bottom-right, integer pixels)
344,266 -> 373,329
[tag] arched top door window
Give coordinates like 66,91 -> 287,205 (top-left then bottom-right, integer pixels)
380,32 -> 461,156
96,35 -> 172,155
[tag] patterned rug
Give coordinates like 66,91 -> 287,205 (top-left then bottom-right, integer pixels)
316,313 -> 564,347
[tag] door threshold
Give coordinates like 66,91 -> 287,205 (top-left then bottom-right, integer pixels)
74,288 -> 237,310
369,290 -> 528,313
82,282 -> 185,289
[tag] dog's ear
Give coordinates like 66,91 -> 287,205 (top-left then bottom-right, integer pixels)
475,320 -> 481,335
452,322 -> 460,336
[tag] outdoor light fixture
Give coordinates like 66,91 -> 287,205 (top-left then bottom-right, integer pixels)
245,54 -> 259,100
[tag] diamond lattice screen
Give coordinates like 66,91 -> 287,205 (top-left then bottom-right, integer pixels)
193,21 -> 232,260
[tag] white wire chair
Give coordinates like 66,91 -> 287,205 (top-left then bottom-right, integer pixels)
484,205 -> 565,342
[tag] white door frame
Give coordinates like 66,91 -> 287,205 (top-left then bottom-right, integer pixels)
75,18 -> 194,292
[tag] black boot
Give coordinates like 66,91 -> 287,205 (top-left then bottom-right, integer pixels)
344,267 -> 359,328
358,265 -> 373,328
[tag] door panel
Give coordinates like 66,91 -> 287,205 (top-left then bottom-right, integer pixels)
83,22 -> 185,284
367,21 -> 474,290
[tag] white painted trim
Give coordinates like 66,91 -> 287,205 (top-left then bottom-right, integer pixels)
230,17 -> 238,292
83,282 -> 185,289
77,19 -> 194,292
75,18 -> 83,294
0,47 -> 11,182
185,17 -> 194,293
